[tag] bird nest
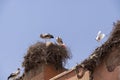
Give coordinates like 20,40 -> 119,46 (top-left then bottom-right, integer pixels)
22,42 -> 71,72
79,20 -> 120,80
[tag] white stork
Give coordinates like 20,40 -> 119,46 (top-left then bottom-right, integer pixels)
96,31 -> 105,42
56,37 -> 66,47
40,33 -> 54,42
8,68 -> 20,80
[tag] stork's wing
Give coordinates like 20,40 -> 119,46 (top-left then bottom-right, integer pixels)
97,31 -> 101,36
100,33 -> 105,40
96,31 -> 105,41
11,72 -> 16,76
8,73 -> 16,80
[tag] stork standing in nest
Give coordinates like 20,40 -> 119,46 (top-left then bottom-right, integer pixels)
8,68 -> 20,80
40,33 -> 54,41
96,31 -> 105,42
40,33 -> 54,47
56,37 -> 66,47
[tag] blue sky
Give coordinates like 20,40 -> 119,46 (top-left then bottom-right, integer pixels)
0,0 -> 120,79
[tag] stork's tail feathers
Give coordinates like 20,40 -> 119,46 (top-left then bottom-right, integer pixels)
7,77 -> 10,80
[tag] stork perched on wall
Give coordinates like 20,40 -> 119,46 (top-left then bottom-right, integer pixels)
8,68 -> 20,80
96,31 -> 105,42
56,37 -> 66,47
40,33 -> 54,42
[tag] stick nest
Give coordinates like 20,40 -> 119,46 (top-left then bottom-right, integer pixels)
22,42 -> 71,72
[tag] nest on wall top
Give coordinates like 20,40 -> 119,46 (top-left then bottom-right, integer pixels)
79,21 -> 120,77
22,42 -> 71,72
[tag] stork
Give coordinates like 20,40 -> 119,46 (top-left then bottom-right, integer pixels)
56,37 -> 66,47
40,33 -> 54,42
8,68 -> 20,80
96,31 -> 105,42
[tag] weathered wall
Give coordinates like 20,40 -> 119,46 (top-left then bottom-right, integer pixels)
55,71 -> 89,80
44,64 -> 65,80
93,49 -> 120,80
93,62 -> 120,80
23,65 -> 43,80
50,49 -> 120,80
50,68 -> 90,80
31,72 -> 44,80
23,64 -> 65,80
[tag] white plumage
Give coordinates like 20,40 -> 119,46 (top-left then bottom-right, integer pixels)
40,33 -> 54,39
56,37 -> 63,45
56,37 -> 66,47
40,33 -> 54,43
8,68 -> 20,80
96,31 -> 105,42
